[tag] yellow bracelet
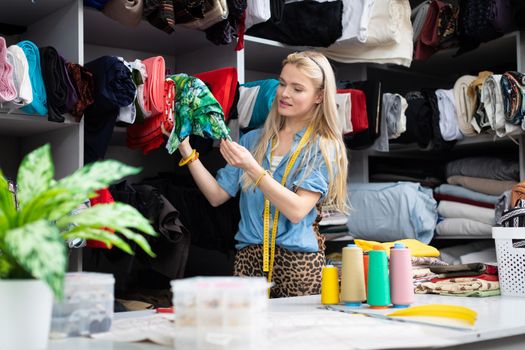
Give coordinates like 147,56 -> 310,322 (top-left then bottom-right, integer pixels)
178,149 -> 197,167
254,170 -> 268,188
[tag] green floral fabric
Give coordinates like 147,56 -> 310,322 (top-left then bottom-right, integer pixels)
166,73 -> 230,154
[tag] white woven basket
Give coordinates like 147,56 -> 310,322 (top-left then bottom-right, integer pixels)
493,227 -> 525,297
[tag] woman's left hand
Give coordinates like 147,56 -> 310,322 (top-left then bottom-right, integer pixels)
220,139 -> 258,171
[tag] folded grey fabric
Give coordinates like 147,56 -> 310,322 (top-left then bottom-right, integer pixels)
436,218 -> 492,236
434,184 -> 499,204
384,92 -> 407,139
482,74 -> 521,137
446,157 -> 519,181
435,88 -> 462,141
495,190 -> 512,224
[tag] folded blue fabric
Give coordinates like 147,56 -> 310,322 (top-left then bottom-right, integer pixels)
347,182 -> 437,243
18,40 -> 47,116
241,79 -> 279,129
434,184 -> 499,205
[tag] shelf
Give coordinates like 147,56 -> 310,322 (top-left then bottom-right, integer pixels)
0,0 -> 74,26
410,31 -> 519,77
0,111 -> 79,137
433,235 -> 492,240
83,8 -> 211,56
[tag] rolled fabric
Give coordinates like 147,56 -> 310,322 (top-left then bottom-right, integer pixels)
84,0 -> 111,10
435,218 -> 492,237
453,75 -> 477,136
103,0 -> 143,27
142,56 -> 165,117
245,0 -> 271,29
194,67 -> 238,122
127,113 -> 164,154
39,46 -> 79,122
18,40 -> 47,116
129,59 -> 148,122
84,56 -> 136,163
335,92 -> 352,134
115,57 -> 137,125
383,92 -> 407,139
0,36 -> 17,103
166,73 -> 230,154
142,0 -> 175,34
66,62 -> 95,121
338,88 -> 368,133
482,74 -> 520,137
411,0 -> 431,42
5,44 -> 33,108
500,71 -> 525,125
467,71 -> 493,133
448,175 -> 517,196
510,181 -> 525,209
435,89 -> 462,141
334,0 -> 375,44
181,0 -> 227,30
237,85 -> 259,129
446,157 -> 519,182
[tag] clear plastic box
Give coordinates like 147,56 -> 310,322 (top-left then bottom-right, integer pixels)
171,277 -> 270,350
493,227 -> 525,297
50,272 -> 114,338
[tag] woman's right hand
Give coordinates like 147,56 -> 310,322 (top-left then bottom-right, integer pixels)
179,137 -> 193,158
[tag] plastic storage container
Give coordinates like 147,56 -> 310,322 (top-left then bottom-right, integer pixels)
171,277 -> 269,350
50,272 -> 114,338
493,227 -> 525,297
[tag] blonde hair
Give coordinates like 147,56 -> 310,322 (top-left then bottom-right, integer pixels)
241,51 -> 349,214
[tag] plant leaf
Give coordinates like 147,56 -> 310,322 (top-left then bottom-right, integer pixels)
16,144 -> 55,209
62,227 -> 134,255
0,170 -> 16,231
0,252 -> 12,278
56,203 -> 157,257
56,160 -> 141,197
4,220 -> 66,298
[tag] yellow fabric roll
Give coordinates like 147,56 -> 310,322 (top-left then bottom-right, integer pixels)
354,238 -> 440,257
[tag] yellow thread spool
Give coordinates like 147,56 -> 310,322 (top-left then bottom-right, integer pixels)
321,265 -> 340,305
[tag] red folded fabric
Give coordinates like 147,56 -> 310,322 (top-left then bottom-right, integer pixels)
433,193 -> 496,209
431,274 -> 499,283
87,188 -> 115,249
143,56 -> 166,117
195,67 -> 238,121
337,88 -> 368,133
127,113 -> 165,154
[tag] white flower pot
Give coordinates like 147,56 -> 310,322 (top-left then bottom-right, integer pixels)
0,279 -> 53,350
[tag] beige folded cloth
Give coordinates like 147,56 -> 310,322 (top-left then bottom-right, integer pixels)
448,175 -> 517,196
453,75 -> 477,136
103,0 -> 143,27
511,181 -> 525,208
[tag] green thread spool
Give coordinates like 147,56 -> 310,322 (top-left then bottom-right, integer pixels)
367,249 -> 391,309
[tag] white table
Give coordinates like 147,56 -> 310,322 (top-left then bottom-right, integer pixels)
47,294 -> 525,349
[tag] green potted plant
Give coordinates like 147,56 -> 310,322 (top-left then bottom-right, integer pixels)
0,144 -> 157,350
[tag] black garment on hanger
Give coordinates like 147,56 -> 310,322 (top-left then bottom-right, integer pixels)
246,0 -> 343,47
394,91 -> 433,149
83,56 -> 136,163
424,89 -> 456,151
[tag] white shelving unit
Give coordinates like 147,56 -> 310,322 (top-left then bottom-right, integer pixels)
0,0 -> 83,181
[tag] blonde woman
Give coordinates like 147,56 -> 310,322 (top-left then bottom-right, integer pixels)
177,51 -> 348,297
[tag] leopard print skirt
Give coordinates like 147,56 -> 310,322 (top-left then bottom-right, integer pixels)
233,213 -> 326,298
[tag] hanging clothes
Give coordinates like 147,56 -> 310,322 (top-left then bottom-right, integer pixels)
102,0 -> 144,27
39,46 -> 79,122
66,62 -> 95,121
84,56 -> 136,163
0,37 -> 17,103
17,40 -> 48,115
165,73 -> 230,154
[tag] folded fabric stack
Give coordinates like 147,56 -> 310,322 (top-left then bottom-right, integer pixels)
415,263 -> 500,297
318,207 -> 349,241
435,157 -> 519,237
347,182 -> 438,243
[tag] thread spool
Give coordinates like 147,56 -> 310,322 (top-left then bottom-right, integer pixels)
321,265 -> 340,305
340,244 -> 366,307
367,249 -> 391,309
389,243 -> 414,308
363,252 -> 369,293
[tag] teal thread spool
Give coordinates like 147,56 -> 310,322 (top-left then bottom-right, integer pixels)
367,249 -> 391,309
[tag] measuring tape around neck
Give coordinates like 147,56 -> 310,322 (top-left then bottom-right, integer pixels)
262,125 -> 314,291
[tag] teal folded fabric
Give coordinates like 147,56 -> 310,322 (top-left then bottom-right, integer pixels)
242,79 -> 279,129
18,40 -> 47,115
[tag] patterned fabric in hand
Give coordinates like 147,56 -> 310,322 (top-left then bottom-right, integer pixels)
166,73 -> 229,153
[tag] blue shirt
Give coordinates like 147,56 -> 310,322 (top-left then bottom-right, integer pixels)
216,128 -> 331,253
